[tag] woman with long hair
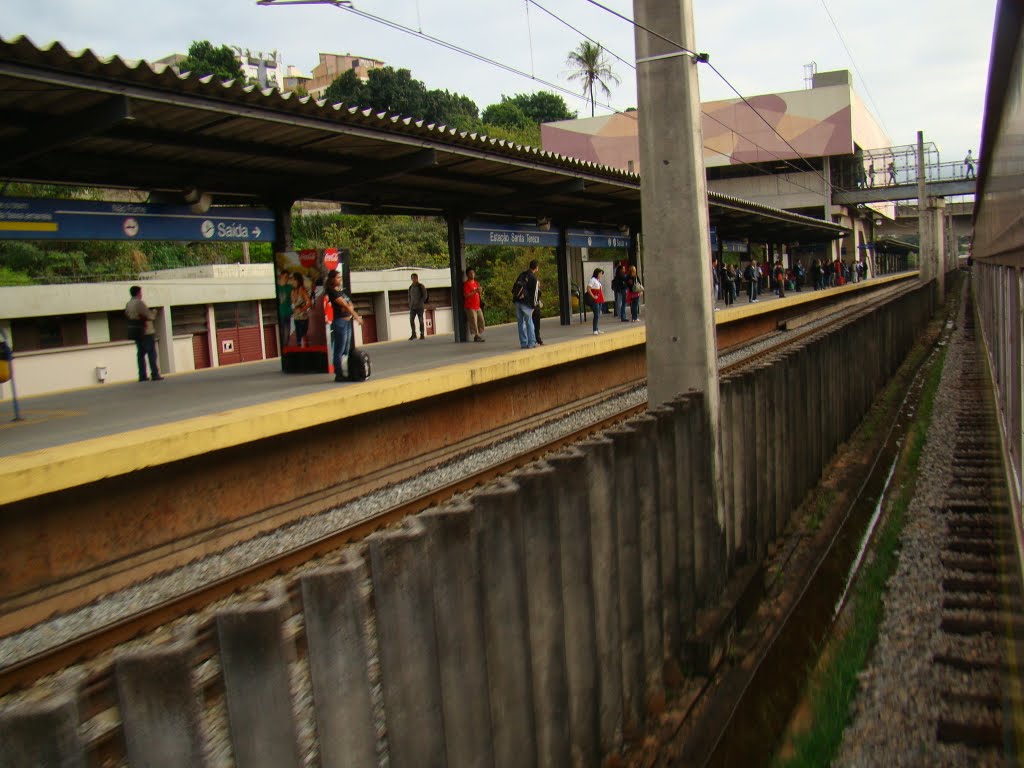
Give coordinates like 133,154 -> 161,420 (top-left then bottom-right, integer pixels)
587,267 -> 605,335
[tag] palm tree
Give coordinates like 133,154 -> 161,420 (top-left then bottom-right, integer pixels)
565,41 -> 620,117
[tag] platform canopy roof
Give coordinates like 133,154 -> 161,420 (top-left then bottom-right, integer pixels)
0,36 -> 848,244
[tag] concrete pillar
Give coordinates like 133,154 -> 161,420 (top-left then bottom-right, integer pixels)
633,0 -> 724,561
447,214 -> 468,343
667,398 -> 696,628
718,378 -> 737,564
684,391 -> 725,605
367,519 -> 446,768
792,347 -> 810,507
0,692 -> 84,768
916,132 -> 934,291
419,502 -> 493,768
739,373 -> 759,559
771,357 -> 787,531
930,196 -> 947,302
579,437 -> 624,754
732,375 -> 752,563
649,405 -> 681,673
556,226 -> 572,326
752,364 -> 770,548
271,199 -> 294,255
517,464 -> 572,767
216,596 -> 301,768
545,448 -> 601,767
156,305 -> 176,375
300,557 -> 378,768
473,482 -> 538,768
206,305 -> 220,368
114,640 -> 205,767
607,426 -> 644,738
632,415 -> 665,712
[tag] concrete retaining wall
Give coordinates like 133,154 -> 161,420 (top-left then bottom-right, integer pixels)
0,283 -> 934,766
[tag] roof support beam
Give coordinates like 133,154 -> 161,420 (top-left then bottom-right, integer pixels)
300,148 -> 437,198
1,95 -> 133,169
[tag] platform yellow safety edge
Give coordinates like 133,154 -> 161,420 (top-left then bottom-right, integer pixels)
0,327 -> 646,506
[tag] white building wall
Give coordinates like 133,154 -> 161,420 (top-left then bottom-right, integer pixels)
0,265 -> 454,398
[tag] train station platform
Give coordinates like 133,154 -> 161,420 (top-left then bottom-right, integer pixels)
0,274 -> 912,507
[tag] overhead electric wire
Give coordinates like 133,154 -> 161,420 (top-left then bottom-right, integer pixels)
818,0 -> 892,140
259,0 -> 848,196
526,0 -> 635,70
527,0 -> 843,194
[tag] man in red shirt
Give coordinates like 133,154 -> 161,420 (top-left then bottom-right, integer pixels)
463,267 -> 485,342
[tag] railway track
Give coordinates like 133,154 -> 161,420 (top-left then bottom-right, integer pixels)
0,279 -> 928,751
932,297 -> 1024,759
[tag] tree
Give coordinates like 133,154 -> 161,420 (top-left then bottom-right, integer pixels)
482,100 -> 532,131
363,67 -> 428,117
565,41 -> 620,117
423,89 -> 478,129
324,69 -> 366,106
503,92 -> 576,124
179,40 -> 244,83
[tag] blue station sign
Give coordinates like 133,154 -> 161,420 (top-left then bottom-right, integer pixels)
464,218 -> 561,248
566,227 -> 630,249
0,197 -> 276,242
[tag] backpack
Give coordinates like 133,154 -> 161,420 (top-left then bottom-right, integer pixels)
126,317 -> 144,341
512,271 -> 529,303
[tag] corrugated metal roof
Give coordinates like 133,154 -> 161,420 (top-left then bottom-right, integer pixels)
0,35 -> 847,241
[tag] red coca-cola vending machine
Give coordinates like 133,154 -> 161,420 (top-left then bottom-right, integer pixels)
274,247 -> 350,373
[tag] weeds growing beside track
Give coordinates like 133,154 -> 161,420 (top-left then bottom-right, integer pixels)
774,325 -> 950,767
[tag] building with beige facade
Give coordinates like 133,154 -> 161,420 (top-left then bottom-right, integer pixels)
541,69 -> 896,269
306,53 -> 386,99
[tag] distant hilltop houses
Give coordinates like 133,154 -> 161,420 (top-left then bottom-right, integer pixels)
153,49 -> 385,99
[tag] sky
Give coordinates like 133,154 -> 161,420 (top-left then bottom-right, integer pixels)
3,0 -> 998,165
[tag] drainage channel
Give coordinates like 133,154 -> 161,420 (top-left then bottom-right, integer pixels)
695,302 -> 955,767
700,364 -> 930,764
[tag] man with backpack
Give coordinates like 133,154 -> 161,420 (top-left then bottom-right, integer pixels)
512,259 -> 540,349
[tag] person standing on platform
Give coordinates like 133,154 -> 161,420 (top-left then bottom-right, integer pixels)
887,161 -> 897,186
724,264 -> 738,306
625,264 -> 644,321
513,259 -> 540,348
276,269 -> 293,349
612,264 -> 628,322
533,281 -> 544,345
586,267 -> 605,335
408,273 -> 428,340
774,261 -> 786,298
125,285 -> 162,382
463,267 -> 485,342
745,259 -> 760,303
326,269 -> 364,382
868,161 -> 876,187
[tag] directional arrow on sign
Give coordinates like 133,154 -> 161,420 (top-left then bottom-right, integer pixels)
253,227 -> 261,238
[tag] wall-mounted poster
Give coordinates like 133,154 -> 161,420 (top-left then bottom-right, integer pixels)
274,248 -> 350,373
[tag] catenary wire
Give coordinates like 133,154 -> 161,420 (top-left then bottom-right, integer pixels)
818,0 -> 893,140
260,0 -> 848,196
526,0 -> 846,192
579,0 -> 851,193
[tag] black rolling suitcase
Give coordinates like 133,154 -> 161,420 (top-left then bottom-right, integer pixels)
345,348 -> 371,381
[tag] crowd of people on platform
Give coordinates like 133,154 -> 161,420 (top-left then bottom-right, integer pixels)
713,256 -> 869,306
